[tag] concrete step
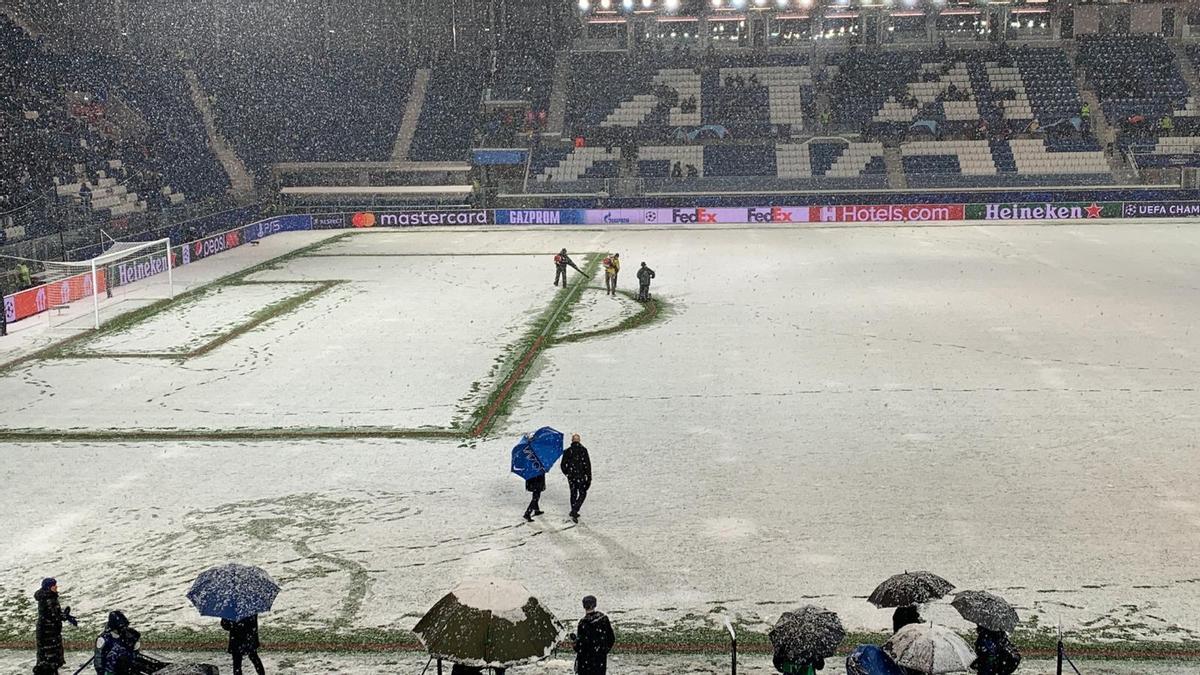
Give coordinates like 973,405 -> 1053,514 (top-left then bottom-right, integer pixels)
393,69 -> 430,161
183,69 -> 256,203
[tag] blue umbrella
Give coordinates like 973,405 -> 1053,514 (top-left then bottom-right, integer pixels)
187,563 -> 280,621
510,427 -> 564,480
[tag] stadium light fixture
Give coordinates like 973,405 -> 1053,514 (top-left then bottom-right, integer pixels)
600,0 -> 611,8
578,0 -> 590,10
731,0 -> 746,8
642,0 -> 653,7
776,0 -> 789,7
712,0 -> 723,6
665,0 -> 680,10
754,0 -> 767,6
622,0 -> 634,9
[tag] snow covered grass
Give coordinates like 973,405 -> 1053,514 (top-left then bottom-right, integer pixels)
0,242 -> 582,435
59,281 -> 333,358
1,225 -> 1200,661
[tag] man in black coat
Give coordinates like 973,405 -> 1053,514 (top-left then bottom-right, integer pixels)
561,434 -> 592,523
636,262 -> 655,302
573,595 -> 615,675
34,577 -> 76,674
221,614 -> 265,675
523,473 -> 546,522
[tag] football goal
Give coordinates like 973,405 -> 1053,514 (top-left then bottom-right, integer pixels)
6,237 -> 175,331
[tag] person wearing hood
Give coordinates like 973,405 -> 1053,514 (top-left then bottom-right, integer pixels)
572,595 -> 614,675
94,611 -> 138,675
971,626 -> 1021,675
561,433 -> 592,523
221,614 -> 265,675
34,577 -> 76,674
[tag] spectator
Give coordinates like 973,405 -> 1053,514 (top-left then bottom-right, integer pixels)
221,614 -> 266,675
522,471 -> 545,522
94,611 -> 139,675
572,596 -> 615,675
686,164 -> 699,179
561,433 -> 592,523
17,262 -> 32,290
892,605 -> 922,634
671,162 -> 683,179
35,578 -> 76,674
972,626 -> 1021,675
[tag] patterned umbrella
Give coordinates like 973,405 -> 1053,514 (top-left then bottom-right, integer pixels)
186,563 -> 279,621
768,605 -> 846,662
884,623 -> 975,674
869,571 -> 955,608
951,591 -> 1019,633
413,578 -> 567,668
511,427 -> 565,480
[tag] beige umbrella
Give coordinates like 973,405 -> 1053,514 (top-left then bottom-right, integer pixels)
884,623 -> 975,674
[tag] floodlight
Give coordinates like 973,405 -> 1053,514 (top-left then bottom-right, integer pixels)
578,0 -> 589,10
600,0 -> 611,8
642,0 -> 653,7
665,0 -> 680,10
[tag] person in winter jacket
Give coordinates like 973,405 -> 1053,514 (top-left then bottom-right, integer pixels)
94,611 -> 138,675
772,653 -> 824,674
554,249 -> 573,288
971,627 -> 1021,675
221,614 -> 265,675
573,595 -> 615,675
35,577 -> 76,674
636,262 -> 655,302
602,254 -> 620,296
561,434 -> 592,523
523,472 -> 546,522
892,605 -> 922,634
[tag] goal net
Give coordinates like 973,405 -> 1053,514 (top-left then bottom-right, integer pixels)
14,237 -> 175,332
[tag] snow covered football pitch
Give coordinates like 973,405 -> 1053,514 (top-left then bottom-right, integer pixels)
1,223 -> 1200,657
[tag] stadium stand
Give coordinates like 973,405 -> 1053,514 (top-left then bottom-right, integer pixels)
1079,35 -> 1190,131
0,15 -> 228,244
410,58 -> 487,162
197,50 -> 414,176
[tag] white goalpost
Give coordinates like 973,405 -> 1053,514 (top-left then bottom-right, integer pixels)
7,237 -> 175,331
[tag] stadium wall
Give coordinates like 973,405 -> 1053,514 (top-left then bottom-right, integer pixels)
7,200 -> 1200,325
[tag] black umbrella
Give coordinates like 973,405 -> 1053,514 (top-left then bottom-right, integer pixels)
951,590 -> 1019,633
869,571 -> 955,608
768,605 -> 847,663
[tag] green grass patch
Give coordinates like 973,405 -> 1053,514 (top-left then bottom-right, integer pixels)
0,234 -> 350,375
553,289 -> 670,345
58,281 -> 341,360
467,254 -> 602,437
